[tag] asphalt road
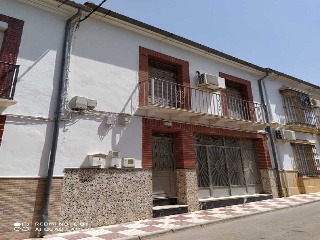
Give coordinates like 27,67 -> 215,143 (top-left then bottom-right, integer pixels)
148,201 -> 320,240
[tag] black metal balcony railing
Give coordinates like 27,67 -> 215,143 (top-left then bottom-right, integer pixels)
140,79 -> 266,123
281,89 -> 318,128
0,61 -> 19,100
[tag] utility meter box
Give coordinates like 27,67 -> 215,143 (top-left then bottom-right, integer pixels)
88,154 -> 107,168
110,158 -> 122,168
122,158 -> 135,168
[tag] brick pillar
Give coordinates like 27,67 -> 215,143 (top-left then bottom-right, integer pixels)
254,137 -> 272,169
142,118 -> 153,168
175,130 -> 195,169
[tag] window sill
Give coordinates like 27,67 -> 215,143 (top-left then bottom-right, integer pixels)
0,98 -> 17,107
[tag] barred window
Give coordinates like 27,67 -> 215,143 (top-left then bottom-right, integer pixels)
292,143 -> 320,177
280,89 -> 316,127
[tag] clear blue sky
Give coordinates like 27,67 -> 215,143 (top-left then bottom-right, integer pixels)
76,0 -> 319,86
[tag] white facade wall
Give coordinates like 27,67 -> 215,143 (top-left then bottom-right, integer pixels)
0,0 -> 66,176
1,0 -> 319,177
58,17 -> 268,175
263,76 -> 320,170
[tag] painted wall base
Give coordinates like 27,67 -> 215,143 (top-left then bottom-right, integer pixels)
61,168 -> 152,229
298,176 -> 320,194
260,169 -> 279,198
176,169 -> 199,212
279,170 -> 300,196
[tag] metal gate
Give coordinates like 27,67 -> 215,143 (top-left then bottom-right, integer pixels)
152,133 -> 176,197
195,134 -> 262,198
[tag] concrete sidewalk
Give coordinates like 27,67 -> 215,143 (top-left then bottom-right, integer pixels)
38,193 -> 320,240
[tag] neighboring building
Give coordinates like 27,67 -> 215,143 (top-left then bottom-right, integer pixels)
0,0 -> 319,239
262,70 -> 320,196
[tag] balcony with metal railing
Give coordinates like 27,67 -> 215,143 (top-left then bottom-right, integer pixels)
138,79 -> 266,130
0,61 -> 19,107
281,89 -> 320,134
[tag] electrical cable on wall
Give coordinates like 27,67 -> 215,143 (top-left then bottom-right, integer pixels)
79,0 -> 107,22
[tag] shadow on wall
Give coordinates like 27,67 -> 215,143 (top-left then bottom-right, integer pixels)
120,83 -> 139,115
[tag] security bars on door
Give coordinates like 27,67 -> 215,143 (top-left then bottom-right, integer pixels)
195,135 -> 261,197
139,79 -> 266,123
292,143 -> 320,177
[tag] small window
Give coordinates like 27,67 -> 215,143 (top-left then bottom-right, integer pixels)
292,143 -> 320,177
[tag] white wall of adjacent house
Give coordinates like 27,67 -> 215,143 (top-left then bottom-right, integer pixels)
0,0 -> 66,177
263,76 -> 320,170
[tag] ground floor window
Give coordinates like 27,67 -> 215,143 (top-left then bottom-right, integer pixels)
195,134 -> 261,198
292,143 -> 320,177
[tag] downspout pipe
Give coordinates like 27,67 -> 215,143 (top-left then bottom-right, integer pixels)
40,9 -> 82,237
258,72 -> 284,198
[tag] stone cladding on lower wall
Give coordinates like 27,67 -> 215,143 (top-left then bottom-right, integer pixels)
61,168 -> 153,229
260,169 -> 279,197
176,169 -> 199,212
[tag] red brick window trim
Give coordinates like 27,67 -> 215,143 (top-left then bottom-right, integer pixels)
0,115 -> 6,146
0,14 -> 24,64
0,14 -> 24,100
219,72 -> 256,121
139,47 -> 190,109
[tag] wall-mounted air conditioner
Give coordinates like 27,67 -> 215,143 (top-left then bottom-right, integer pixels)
198,73 -> 226,90
275,129 -> 296,140
310,98 -> 320,108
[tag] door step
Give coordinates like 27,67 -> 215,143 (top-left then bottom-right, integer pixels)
153,197 -> 177,206
153,204 -> 188,218
199,194 -> 273,210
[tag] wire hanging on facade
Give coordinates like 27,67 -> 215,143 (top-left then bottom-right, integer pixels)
79,0 -> 107,23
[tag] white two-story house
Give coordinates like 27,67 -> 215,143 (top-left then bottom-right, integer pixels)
0,0 -> 319,239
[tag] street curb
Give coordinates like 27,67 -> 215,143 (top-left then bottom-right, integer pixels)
136,198 -> 320,240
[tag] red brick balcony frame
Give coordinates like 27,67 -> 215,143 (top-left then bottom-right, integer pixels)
139,47 -> 190,110
0,14 -> 24,64
219,72 -> 256,121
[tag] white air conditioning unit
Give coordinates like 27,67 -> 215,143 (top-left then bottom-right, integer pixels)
198,73 -> 226,90
310,98 -> 320,108
275,129 -> 296,140
122,158 -> 135,168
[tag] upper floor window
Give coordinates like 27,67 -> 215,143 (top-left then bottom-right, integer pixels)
292,143 -> 320,177
280,89 -> 317,127
148,60 -> 179,108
